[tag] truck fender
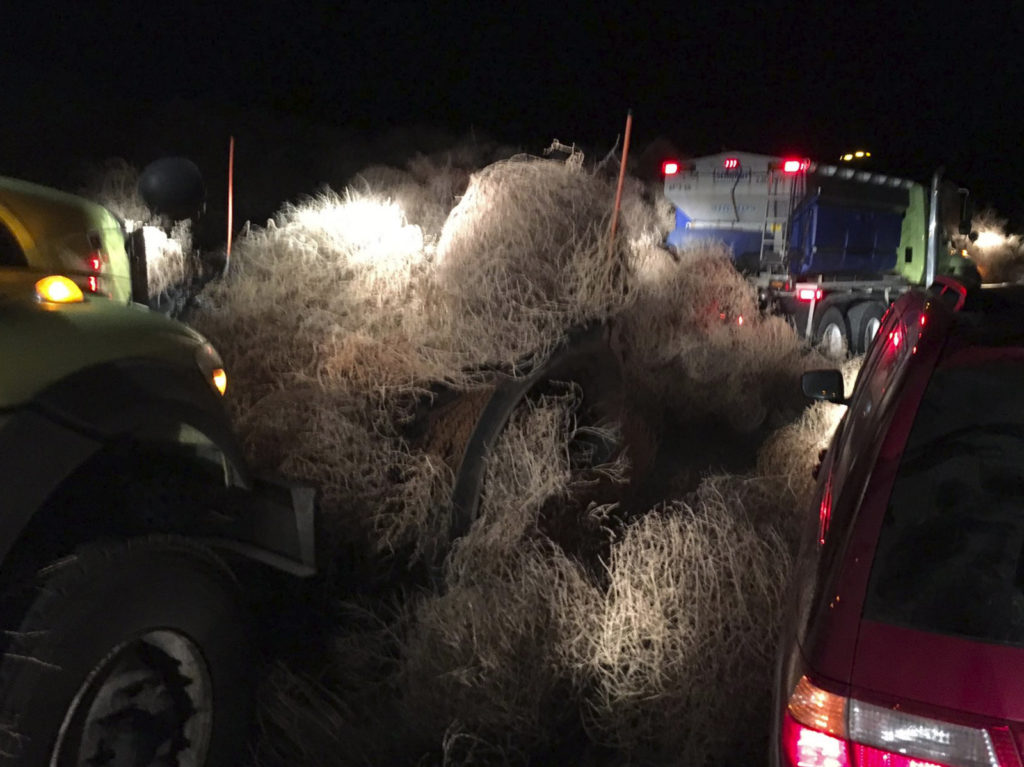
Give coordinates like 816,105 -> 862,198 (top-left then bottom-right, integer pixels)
0,408 -> 101,565
1,361 -> 316,576
32,358 -> 251,485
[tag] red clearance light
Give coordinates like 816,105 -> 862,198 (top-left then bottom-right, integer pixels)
662,160 -> 680,176
797,287 -> 823,302
723,157 -> 739,170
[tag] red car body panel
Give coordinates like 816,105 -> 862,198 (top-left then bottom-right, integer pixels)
800,292 -> 949,683
853,620 -> 1024,723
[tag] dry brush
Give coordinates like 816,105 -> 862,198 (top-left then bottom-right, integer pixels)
178,143 -> 851,765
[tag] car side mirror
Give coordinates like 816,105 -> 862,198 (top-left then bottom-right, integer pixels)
802,369 -> 848,404
138,157 -> 205,221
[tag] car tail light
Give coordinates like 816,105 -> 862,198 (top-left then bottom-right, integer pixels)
782,676 -> 1020,767
782,712 -> 851,766
663,160 -> 680,176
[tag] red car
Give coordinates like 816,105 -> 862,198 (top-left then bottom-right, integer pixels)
773,278 -> 1024,767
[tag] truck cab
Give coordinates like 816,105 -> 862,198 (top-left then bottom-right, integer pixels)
0,176 -> 138,303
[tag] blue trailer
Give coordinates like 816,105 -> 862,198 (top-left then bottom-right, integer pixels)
662,152 -> 972,356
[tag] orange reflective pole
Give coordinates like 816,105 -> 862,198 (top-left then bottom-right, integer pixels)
609,109 -> 633,255
225,135 -> 235,275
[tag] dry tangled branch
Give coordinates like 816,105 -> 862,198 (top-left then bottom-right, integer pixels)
557,484 -> 792,765
180,140 -> 854,766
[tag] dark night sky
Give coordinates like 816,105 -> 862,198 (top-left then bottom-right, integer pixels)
5,2 -> 1024,226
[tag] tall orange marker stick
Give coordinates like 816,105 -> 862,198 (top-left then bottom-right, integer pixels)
609,109 -> 633,256
225,135 -> 235,275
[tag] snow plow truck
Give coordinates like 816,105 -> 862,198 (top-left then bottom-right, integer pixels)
662,151 -> 976,357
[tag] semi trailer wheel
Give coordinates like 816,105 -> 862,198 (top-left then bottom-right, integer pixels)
0,536 -> 255,766
814,307 -> 851,360
851,301 -> 888,354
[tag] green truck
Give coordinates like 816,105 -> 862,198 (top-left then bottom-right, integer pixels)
0,172 -> 314,765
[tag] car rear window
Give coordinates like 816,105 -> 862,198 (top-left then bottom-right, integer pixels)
864,356 -> 1024,644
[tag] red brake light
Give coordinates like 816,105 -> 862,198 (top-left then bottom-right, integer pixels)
783,158 -> 810,174
723,157 -> 739,170
797,287 -> 823,302
782,712 -> 851,767
87,253 -> 102,271
662,160 -> 680,176
86,275 -> 99,293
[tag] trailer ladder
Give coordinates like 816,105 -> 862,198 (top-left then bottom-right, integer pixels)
758,168 -> 804,268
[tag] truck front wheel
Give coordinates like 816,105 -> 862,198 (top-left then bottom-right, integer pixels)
0,536 -> 255,766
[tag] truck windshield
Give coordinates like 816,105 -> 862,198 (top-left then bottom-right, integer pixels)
864,356 -> 1024,644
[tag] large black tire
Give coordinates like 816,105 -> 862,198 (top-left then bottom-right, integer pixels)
849,300 -> 888,355
0,536 -> 255,766
814,306 -> 851,360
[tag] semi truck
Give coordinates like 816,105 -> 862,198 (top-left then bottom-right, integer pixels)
662,151 -> 975,356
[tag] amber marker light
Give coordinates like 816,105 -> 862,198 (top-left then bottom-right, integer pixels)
35,276 -> 84,304
211,368 -> 227,396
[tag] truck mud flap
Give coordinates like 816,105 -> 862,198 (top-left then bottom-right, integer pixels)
204,475 -> 317,577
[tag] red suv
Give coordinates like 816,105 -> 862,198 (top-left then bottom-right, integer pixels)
773,279 -> 1024,767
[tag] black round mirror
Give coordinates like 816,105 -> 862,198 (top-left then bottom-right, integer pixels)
138,157 -> 205,221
